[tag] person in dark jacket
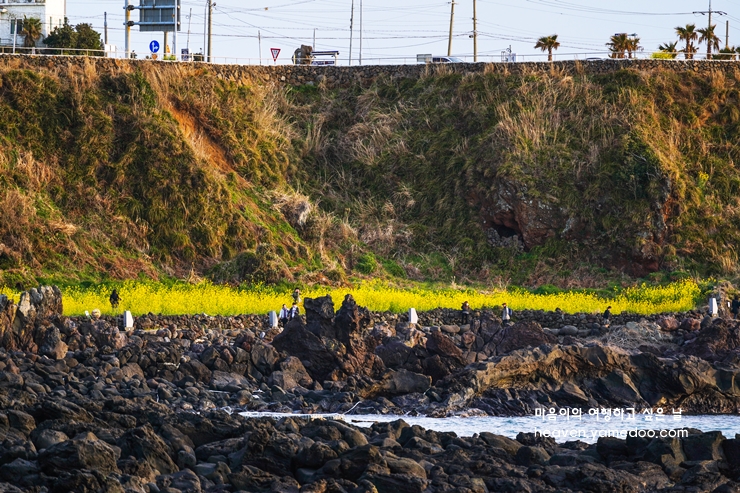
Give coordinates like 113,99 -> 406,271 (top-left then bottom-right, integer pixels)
731,296 -> 740,319
109,289 -> 120,309
461,301 -> 471,325
603,306 -> 612,324
289,302 -> 300,320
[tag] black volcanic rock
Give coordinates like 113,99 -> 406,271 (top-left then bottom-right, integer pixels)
272,317 -> 339,382
304,295 -> 336,339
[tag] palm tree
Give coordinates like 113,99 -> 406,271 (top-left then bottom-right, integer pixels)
675,24 -> 698,60
534,34 -> 561,62
607,33 -> 629,59
698,24 -> 721,59
20,17 -> 42,51
658,41 -> 679,59
626,36 -> 642,58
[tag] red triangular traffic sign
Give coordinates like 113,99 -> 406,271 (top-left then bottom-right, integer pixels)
270,48 -> 281,62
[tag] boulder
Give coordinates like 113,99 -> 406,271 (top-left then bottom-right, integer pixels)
268,356 -> 313,391
425,331 -> 464,363
479,433 -> 523,455
684,319 -> 740,362
272,319 -> 339,382
682,431 -> 726,461
374,341 -> 414,369
657,316 -> 680,331
117,425 -> 178,475
158,468 -> 201,493
38,433 -> 120,475
364,369 -> 431,397
32,430 -> 69,451
680,318 -> 702,332
559,325 -> 579,336
2,286 -> 62,352
211,371 -> 251,392
304,295 -> 336,339
515,446 -> 550,466
250,343 -> 280,374
334,294 -> 372,346
38,326 -> 68,360
7,411 -> 35,436
495,321 -> 557,355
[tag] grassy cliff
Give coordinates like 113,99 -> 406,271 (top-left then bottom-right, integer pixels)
1,59 -> 739,288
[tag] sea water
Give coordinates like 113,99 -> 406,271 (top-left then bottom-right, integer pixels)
240,412 -> 740,444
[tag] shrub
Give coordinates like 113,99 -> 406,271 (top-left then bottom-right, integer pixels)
355,252 -> 378,274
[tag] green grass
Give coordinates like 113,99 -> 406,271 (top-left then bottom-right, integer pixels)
2,60 -> 740,289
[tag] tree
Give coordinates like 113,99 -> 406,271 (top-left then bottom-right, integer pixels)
658,41 -> 679,59
20,17 -> 43,51
534,34 -> 561,62
74,23 -> 103,55
44,18 -> 103,56
626,36 -> 642,58
607,33 -> 629,59
676,24 -> 698,60
717,46 -> 737,61
43,18 -> 76,55
698,24 -> 721,59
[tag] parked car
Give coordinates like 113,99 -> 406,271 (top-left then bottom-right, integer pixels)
431,56 -> 464,63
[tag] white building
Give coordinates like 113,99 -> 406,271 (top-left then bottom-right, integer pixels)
0,0 -> 66,48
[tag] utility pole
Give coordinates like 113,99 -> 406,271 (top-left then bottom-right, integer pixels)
124,0 -> 132,59
349,0 -> 354,65
173,0 -> 178,61
258,30 -> 262,65
104,12 -> 108,46
187,8 -> 192,53
359,0 -> 363,65
708,0 -> 712,59
726,20 -> 730,50
313,28 -> 316,50
473,0 -> 477,62
207,0 -> 214,62
694,0 -> 727,59
448,0 -> 456,57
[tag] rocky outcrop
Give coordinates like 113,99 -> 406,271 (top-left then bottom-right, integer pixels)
1,287 -> 740,491
683,317 -> 740,363
431,342 -> 740,415
0,286 -> 62,353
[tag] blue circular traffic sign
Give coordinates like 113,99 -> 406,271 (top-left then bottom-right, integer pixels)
150,40 -> 160,53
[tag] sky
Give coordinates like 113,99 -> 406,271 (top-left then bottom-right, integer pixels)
66,0 -> 740,64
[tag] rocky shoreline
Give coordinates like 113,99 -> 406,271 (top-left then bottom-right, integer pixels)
1,286 -> 740,492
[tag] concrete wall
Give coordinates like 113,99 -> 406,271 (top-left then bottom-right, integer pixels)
1,55 -> 740,89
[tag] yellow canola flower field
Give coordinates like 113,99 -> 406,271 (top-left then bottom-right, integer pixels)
0,279 -> 701,317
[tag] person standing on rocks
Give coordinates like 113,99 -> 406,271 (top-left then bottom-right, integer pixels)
279,304 -> 290,326
731,296 -> 740,319
502,303 -> 512,325
461,301 -> 471,325
292,288 -> 302,305
289,302 -> 300,320
603,306 -> 612,324
109,289 -> 120,310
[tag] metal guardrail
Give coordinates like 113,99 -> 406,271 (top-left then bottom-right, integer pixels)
0,46 -> 733,65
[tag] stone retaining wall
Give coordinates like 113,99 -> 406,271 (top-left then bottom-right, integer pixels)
1,55 -> 740,89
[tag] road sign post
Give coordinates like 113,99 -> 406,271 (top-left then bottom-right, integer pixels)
270,48 -> 281,64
